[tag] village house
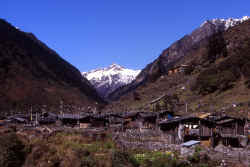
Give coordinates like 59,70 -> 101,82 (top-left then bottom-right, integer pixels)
0,115 -> 6,120
121,111 -> 175,133
214,116 -> 245,136
121,112 -> 157,131
150,94 -> 168,112
58,114 -> 80,126
246,120 -> 250,136
167,64 -> 192,75
122,112 -> 141,130
7,114 -> 28,124
0,119 -> 5,126
58,113 -> 109,128
150,94 -> 179,113
101,113 -> 124,131
138,112 -> 157,129
103,113 -> 124,125
79,115 -> 92,128
158,113 -> 248,148
90,115 -> 109,128
159,116 -> 215,145
157,110 -> 175,122
213,116 -> 247,147
38,112 -> 58,125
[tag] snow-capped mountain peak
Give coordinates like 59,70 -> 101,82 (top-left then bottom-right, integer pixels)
190,16 -> 250,44
200,16 -> 250,30
82,64 -> 141,98
108,63 -> 123,70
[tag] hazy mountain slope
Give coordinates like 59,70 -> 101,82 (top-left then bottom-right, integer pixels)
108,16 -> 250,101
83,64 -> 140,98
0,19 -> 105,112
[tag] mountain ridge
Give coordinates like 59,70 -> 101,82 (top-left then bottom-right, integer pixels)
108,16 -> 250,101
0,19 -> 105,112
104,18 -> 250,119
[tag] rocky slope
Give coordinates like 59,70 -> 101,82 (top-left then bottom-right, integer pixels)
83,64 -> 140,98
105,17 -> 250,119
108,16 -> 250,101
0,19 -> 105,112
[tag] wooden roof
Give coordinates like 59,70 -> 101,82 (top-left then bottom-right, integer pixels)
159,116 -> 214,126
216,118 -> 235,125
150,94 -> 168,104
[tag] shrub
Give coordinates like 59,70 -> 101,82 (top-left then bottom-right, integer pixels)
244,80 -> 250,88
134,151 -> 189,167
80,156 -> 96,167
0,133 -> 26,167
194,65 -> 239,95
133,91 -> 141,101
192,33 -> 250,95
103,141 -> 115,150
111,150 -> 137,167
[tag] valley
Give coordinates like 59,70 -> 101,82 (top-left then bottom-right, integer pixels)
0,16 -> 250,167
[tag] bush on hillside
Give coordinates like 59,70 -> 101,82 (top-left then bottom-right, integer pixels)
111,150 -> 138,167
193,35 -> 250,94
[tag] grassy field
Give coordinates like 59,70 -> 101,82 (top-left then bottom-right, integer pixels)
0,128 -> 221,167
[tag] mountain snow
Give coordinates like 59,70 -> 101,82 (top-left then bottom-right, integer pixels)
82,64 -> 141,98
83,16 -> 249,98
190,16 -> 250,44
200,16 -> 250,30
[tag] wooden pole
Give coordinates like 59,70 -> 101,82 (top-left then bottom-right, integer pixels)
235,121 -> 238,135
186,103 -> 188,113
31,106 -> 33,122
36,112 -> 38,126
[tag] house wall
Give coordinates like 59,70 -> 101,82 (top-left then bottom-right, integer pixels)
200,125 -> 212,137
167,65 -> 191,76
91,120 -> 106,127
218,121 -> 245,136
220,126 -> 235,135
160,121 -> 214,144
61,119 -> 77,125
143,121 -> 156,129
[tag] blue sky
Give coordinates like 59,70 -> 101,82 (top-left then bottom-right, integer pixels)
2,1 -> 250,71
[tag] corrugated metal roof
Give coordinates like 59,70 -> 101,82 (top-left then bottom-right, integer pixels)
14,117 -> 27,122
181,140 -> 200,147
58,114 -> 82,119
